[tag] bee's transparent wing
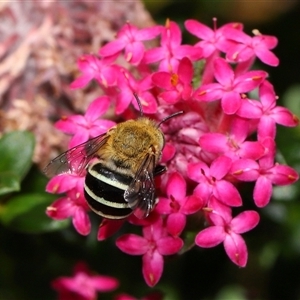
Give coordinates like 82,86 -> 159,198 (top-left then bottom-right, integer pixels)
43,133 -> 109,177
124,154 -> 156,219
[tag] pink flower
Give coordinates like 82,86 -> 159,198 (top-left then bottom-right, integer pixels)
46,173 -> 85,194
115,70 -> 157,114
70,54 -> 119,89
194,57 -> 267,114
55,95 -> 116,148
97,219 -> 125,241
43,16 -> 299,278
52,262 -> 119,300
115,291 -> 164,300
196,206 -> 260,267
156,172 -> 204,236
188,155 -> 242,207
237,80 -> 299,139
116,217 -> 183,287
199,117 -> 265,160
223,27 -> 279,67
143,19 -> 202,72
46,188 -> 91,236
99,22 -> 162,65
184,19 -> 243,84
230,138 -> 299,207
185,19 -> 243,58
152,57 -> 194,104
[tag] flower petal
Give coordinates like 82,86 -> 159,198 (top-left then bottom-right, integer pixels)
142,251 -> 163,287
224,233 -> 248,267
195,226 -> 226,248
73,207 -> 91,236
116,234 -> 148,255
231,210 -> 260,233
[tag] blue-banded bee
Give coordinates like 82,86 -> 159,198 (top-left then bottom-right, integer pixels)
44,95 -> 183,220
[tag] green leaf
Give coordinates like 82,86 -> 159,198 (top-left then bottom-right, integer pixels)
0,193 -> 70,233
0,172 -> 20,195
0,131 -> 35,195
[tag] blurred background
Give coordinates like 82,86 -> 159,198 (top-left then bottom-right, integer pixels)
0,1 -> 300,299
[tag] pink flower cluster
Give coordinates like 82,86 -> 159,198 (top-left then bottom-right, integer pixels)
52,262 -> 163,300
46,19 -> 299,286
52,262 -> 119,300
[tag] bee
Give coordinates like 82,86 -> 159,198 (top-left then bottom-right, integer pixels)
44,95 -> 183,220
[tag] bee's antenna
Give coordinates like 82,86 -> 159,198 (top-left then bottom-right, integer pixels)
133,93 -> 144,117
158,111 -> 184,127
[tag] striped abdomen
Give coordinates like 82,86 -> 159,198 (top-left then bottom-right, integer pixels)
84,162 -> 133,219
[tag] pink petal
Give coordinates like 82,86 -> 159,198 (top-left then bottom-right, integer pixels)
136,25 -> 162,40
97,219 -> 124,241
214,58 -> 234,86
166,213 -> 186,236
116,234 -> 148,255
69,130 -> 89,149
208,197 -> 232,221
143,47 -> 165,64
70,74 -> 93,89
214,180 -> 242,207
223,28 -> 251,44
157,235 -> 183,254
193,183 -> 212,204
258,116 -> 276,139
178,57 -> 193,83
272,106 -> 299,127
125,41 -> 144,65
195,226 -> 226,247
199,133 -> 228,153
155,197 -> 172,215
46,175 -> 82,194
99,39 -> 125,57
239,141 -> 265,160
181,195 -> 204,214
46,197 -> 75,219
166,172 -> 186,200
234,71 -> 268,93
194,83 -> 224,101
259,80 -> 276,107
115,90 -> 132,115
73,207 -> 91,236
230,158 -> 260,181
187,162 -> 209,183
142,251 -> 163,287
132,91 -> 158,114
90,276 -> 119,291
55,116 -> 83,134
84,96 -> 110,121
89,120 -> 116,137
185,19 -> 213,40
152,72 -> 173,89
270,165 -> 299,185
221,91 -> 241,114
255,47 -> 279,66
224,232 -> 248,267
210,156 -> 232,180
163,21 -> 181,48
231,211 -> 260,233
236,99 -> 262,119
173,45 -> 203,61
159,91 -> 179,104
226,44 -> 254,63
253,176 -> 272,207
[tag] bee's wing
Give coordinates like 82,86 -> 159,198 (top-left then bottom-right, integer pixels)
124,154 -> 156,219
43,133 -> 109,177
